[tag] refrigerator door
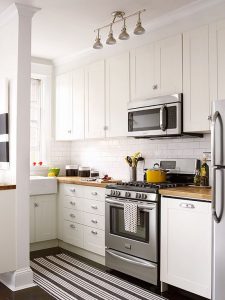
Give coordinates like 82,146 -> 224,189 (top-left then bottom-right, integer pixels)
211,99 -> 225,300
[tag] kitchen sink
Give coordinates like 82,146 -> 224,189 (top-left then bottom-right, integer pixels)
30,176 -> 57,195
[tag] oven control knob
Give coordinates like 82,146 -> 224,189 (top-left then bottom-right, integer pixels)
125,192 -> 131,198
111,190 -> 116,196
136,193 -> 142,199
116,191 -> 121,197
142,194 -> 148,200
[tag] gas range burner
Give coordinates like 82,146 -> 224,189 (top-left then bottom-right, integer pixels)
118,181 -> 188,189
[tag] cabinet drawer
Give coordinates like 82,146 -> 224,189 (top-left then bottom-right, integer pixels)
168,198 -> 211,213
63,208 -> 83,224
85,187 -> 105,202
63,196 -> 84,211
83,226 -> 105,256
63,220 -> 83,248
84,199 -> 105,215
84,212 -> 105,230
63,184 -> 85,198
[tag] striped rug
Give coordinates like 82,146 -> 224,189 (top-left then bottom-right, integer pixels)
31,253 -> 166,300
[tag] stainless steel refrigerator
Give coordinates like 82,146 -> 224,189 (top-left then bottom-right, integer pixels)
211,99 -> 225,300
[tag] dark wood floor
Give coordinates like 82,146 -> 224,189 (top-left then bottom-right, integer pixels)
0,247 -> 208,300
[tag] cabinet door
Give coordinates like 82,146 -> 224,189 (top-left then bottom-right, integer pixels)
85,60 -> 105,139
72,68 -> 85,140
161,197 -> 211,298
155,34 -> 182,95
55,72 -> 73,140
183,25 -> 210,132
34,195 -> 57,242
30,197 -> 35,243
130,43 -> 156,101
210,19 -> 225,104
106,52 -> 129,137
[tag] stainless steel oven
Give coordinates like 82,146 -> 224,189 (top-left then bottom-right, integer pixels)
127,93 -> 182,138
105,196 -> 158,285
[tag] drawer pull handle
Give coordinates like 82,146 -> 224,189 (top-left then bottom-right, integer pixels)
70,213 -> 75,218
91,230 -> 98,235
91,192 -> 98,196
70,201 -> 76,205
70,224 -> 75,229
180,203 -> 195,209
34,203 -> 39,207
70,188 -> 76,192
91,205 -> 98,209
91,219 -> 98,224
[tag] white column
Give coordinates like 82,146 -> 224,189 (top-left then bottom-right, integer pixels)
0,3 -> 40,291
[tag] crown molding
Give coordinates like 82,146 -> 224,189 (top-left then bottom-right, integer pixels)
53,0 -> 225,67
0,3 -> 40,28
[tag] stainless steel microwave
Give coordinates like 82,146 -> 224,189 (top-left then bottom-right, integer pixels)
127,94 -> 182,138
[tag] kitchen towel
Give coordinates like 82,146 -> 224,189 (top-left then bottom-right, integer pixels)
124,202 -> 139,233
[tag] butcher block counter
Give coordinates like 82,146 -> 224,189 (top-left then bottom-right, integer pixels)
159,186 -> 212,202
57,176 -> 121,188
0,184 -> 16,191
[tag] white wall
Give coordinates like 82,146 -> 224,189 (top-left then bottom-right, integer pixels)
70,134 -> 211,181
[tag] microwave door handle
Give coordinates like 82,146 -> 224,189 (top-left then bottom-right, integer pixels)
160,105 -> 166,131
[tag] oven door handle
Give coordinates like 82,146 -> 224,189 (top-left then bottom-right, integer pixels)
106,249 -> 156,269
105,198 -> 156,210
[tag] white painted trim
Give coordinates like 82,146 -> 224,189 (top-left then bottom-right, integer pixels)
0,268 -> 35,291
14,3 -> 40,18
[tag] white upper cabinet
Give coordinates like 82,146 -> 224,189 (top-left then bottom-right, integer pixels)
155,34 -> 182,96
209,19 -> 225,104
183,25 -> 210,132
85,60 -> 105,139
106,52 -> 130,137
130,34 -> 182,101
72,68 -> 85,140
55,72 -> 73,140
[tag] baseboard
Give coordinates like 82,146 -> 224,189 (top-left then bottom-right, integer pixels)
0,267 -> 35,291
30,239 -> 59,252
58,240 -> 105,266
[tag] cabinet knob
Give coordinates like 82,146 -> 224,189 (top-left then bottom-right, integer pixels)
91,230 -> 98,235
91,219 -> 98,224
152,84 -> 158,90
70,201 -> 76,205
34,203 -> 39,207
91,205 -> 98,209
70,224 -> 76,229
70,213 -> 75,218
68,130 -> 72,134
70,188 -> 76,192
103,126 -> 108,131
91,192 -> 98,196
208,115 -> 212,121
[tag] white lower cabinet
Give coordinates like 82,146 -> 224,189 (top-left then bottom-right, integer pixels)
30,194 -> 57,243
58,183 -> 106,256
160,197 -> 212,299
0,190 -> 16,273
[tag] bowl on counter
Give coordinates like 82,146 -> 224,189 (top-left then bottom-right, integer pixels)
48,168 -> 60,177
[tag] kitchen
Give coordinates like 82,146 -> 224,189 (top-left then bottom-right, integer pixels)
0,0 -> 224,299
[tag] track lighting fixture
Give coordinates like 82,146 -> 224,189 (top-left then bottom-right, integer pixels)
93,9 -> 146,49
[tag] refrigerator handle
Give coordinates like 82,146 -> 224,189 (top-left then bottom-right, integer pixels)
211,111 -> 222,167
212,167 -> 220,223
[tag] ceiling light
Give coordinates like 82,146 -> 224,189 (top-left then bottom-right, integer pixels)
93,29 -> 103,49
106,24 -> 116,45
93,9 -> 146,50
134,12 -> 145,35
119,19 -> 130,40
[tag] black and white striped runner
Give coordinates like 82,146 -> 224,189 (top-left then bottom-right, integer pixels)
31,254 -> 166,300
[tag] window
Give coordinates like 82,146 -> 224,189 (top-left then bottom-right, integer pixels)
30,78 -> 42,163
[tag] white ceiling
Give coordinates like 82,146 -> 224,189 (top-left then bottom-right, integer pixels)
0,0 -> 199,61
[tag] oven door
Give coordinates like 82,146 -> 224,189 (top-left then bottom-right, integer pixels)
128,104 -> 166,137
105,197 -> 158,262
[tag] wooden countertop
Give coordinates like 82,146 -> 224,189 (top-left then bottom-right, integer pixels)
57,176 -> 121,188
159,186 -> 212,202
0,184 -> 16,191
